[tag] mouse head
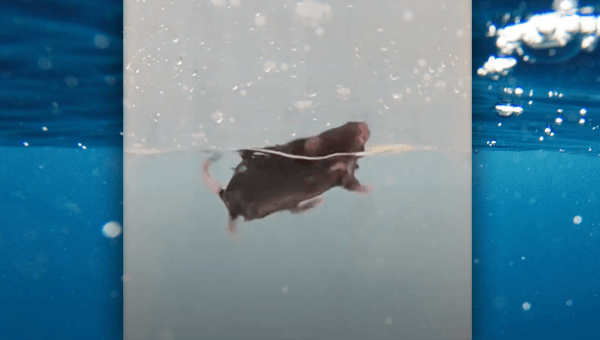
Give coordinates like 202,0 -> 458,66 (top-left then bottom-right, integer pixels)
305,121 -> 370,156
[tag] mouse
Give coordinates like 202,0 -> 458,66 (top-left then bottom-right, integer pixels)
202,121 -> 371,235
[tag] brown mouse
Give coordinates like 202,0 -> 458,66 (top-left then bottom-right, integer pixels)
202,122 -> 371,235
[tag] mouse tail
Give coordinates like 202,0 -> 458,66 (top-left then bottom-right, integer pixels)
202,157 -> 225,195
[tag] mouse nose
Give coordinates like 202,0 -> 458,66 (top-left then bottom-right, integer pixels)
356,122 -> 370,144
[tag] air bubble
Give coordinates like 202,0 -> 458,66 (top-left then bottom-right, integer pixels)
254,13 -> 266,27
102,221 -> 122,238
212,111 -> 224,123
555,116 -> 563,125
94,34 -> 110,49
38,58 -> 52,71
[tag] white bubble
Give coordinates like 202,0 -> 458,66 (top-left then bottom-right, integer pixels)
254,13 -> 266,27
263,60 -> 277,73
385,317 -> 392,325
555,116 -> 563,125
280,62 -> 289,71
282,286 -> 289,293
105,75 -> 116,85
566,299 -> 573,306
211,0 -> 226,7
94,34 -> 110,49
102,221 -> 122,238
495,103 -> 523,117
403,11 -> 413,22
573,215 -> 582,224
304,44 -> 311,52
230,0 -> 241,8
212,111 -> 224,123
38,57 -> 52,71
65,76 -> 79,87
294,1 -> 332,27
315,26 -> 324,36
522,302 -> 531,311
336,86 -> 351,101
294,100 -> 313,111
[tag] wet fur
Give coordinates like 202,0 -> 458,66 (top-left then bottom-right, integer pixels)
202,122 -> 371,234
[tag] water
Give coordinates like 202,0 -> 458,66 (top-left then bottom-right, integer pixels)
472,0 -> 600,339
473,0 -> 600,154
124,1 -> 471,339
1,147 -> 123,339
0,1 -> 123,339
472,150 -> 600,339
0,0 -> 123,148
1,0 -> 599,340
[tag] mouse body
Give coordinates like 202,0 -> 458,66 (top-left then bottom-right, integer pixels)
202,121 -> 371,234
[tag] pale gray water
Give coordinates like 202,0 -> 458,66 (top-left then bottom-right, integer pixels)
124,1 -> 471,339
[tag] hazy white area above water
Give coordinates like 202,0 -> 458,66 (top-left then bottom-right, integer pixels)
124,0 -> 471,154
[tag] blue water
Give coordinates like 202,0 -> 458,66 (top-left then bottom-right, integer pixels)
1,0 -> 599,339
473,1 -> 600,154
472,1 -> 600,339
0,1 -> 123,339
0,0 -> 123,148
0,146 -> 123,340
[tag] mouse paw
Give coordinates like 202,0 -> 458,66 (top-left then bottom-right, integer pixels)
356,184 -> 372,194
290,196 -> 324,214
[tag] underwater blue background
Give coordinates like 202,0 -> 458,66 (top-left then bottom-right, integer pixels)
473,0 -> 600,339
1,0 -> 598,339
0,0 -> 123,339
